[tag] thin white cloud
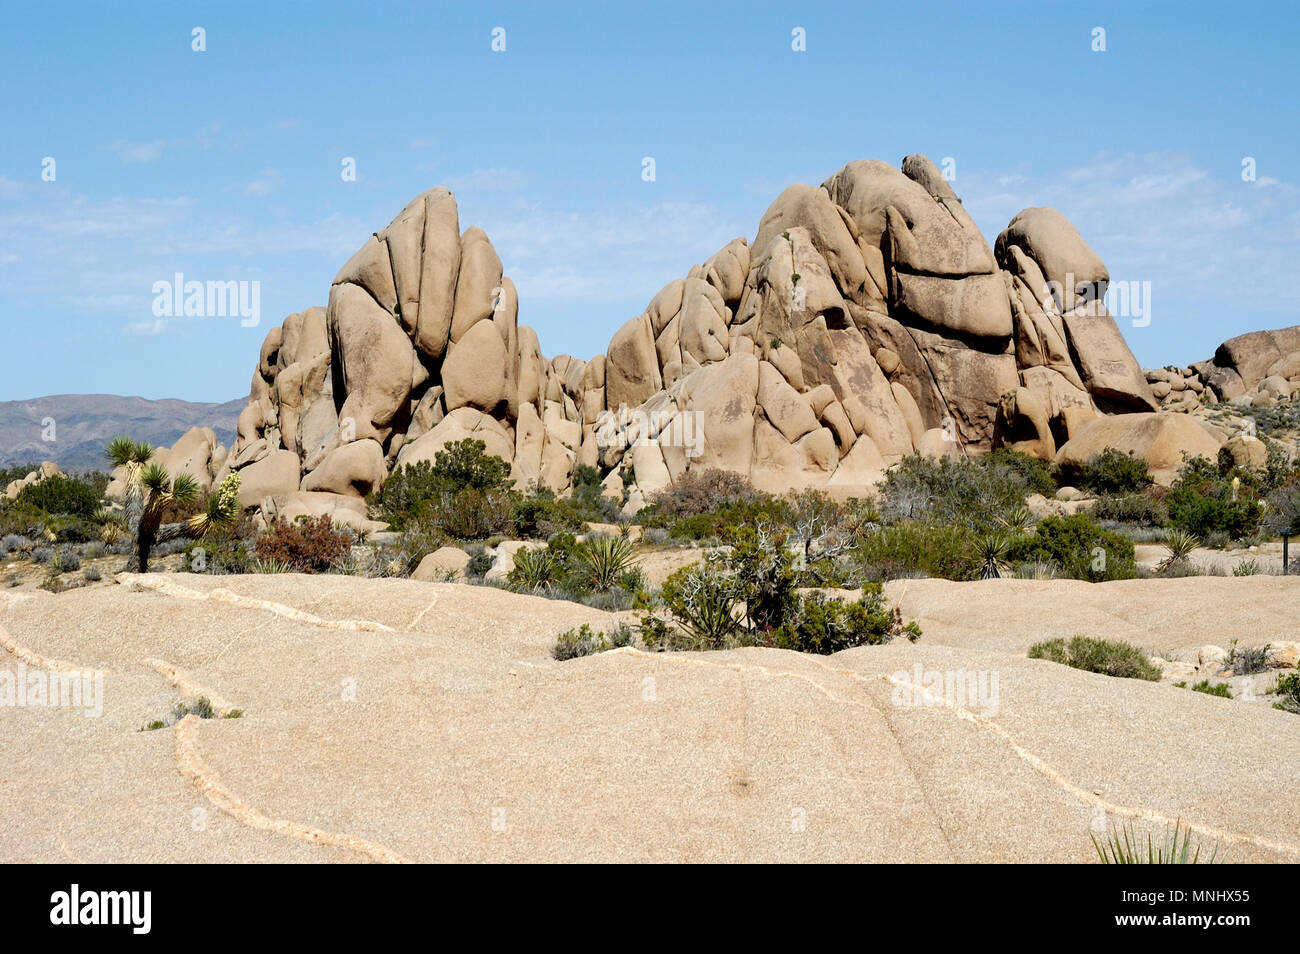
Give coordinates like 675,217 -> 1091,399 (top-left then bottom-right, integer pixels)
243,168 -> 282,197
110,139 -> 166,164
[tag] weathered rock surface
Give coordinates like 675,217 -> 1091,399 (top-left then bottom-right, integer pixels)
3,574 -> 1299,862
229,156 -> 1175,510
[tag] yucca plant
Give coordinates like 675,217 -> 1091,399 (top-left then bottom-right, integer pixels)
1156,529 -> 1200,575
577,534 -> 638,591
509,547 -> 559,592
106,437 -> 239,572
999,506 -> 1036,535
976,532 -> 1012,580
187,472 -> 241,537
1092,819 -> 1220,864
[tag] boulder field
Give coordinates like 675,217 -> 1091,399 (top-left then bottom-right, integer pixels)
113,155 -> 1300,518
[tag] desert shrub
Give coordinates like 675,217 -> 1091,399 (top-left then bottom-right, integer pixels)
510,489 -> 582,538
371,439 -> 513,528
658,523 -> 919,651
1090,491 -> 1167,526
1273,672 -> 1300,714
465,546 -> 494,579
1006,514 -> 1137,581
0,533 -> 31,557
1072,449 -> 1152,496
1224,639 -> 1273,675
1190,679 -> 1233,698
30,547 -> 53,564
642,527 -> 669,545
984,447 -> 1057,498
1028,635 -> 1161,680
551,622 -> 631,661
649,468 -> 762,519
854,521 -> 977,581
181,516 -> 258,575
1264,471 -> 1300,535
1233,558 -> 1261,576
17,475 -> 102,517
876,452 -> 1046,531
1165,455 -> 1262,540
659,562 -> 743,649
374,520 -> 450,577
662,495 -> 792,541
431,487 -> 515,540
55,546 -> 80,572
254,516 -> 353,572
429,438 -> 512,492
769,586 -> 921,654
82,565 -> 102,582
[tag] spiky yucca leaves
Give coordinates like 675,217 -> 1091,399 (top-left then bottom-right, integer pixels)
1157,529 -> 1200,575
187,472 -> 241,537
999,506 -> 1036,535
509,547 -> 560,592
577,534 -> 638,591
976,533 -> 1012,580
1092,819 -> 1220,864
133,466 -> 199,573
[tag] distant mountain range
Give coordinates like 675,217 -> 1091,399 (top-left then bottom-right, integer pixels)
0,394 -> 243,472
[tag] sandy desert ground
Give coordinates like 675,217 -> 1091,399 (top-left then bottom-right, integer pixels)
2,573 -> 1298,863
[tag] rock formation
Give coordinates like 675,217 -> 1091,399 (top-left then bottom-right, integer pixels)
3,461 -> 62,500
225,155 -> 1171,516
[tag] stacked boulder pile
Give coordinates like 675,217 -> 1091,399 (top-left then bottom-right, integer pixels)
3,461 -> 62,500
211,154 -> 1271,522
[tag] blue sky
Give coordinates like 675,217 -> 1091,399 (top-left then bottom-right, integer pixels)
0,0 -> 1296,402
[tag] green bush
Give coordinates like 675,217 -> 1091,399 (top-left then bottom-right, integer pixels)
876,452 -> 1048,532
1072,449 -> 1153,495
1273,672 -> 1300,714
656,523 -> 920,652
1165,456 -> 1262,540
770,586 -> 921,654
1090,491 -> 1167,526
1189,679 -> 1232,698
552,622 -> 631,661
371,439 -> 513,528
1007,514 -> 1137,581
1028,635 -> 1161,680
508,546 -> 560,591
855,521 -> 977,581
16,475 -> 103,517
659,562 -> 743,648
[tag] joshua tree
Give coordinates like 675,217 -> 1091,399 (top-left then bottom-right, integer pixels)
106,437 -> 240,572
